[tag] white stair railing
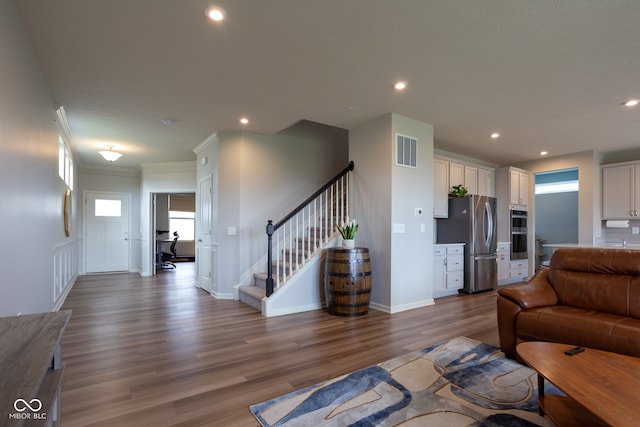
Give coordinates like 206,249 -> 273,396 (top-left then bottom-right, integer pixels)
265,161 -> 353,296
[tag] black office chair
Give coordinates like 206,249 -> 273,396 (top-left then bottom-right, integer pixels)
161,232 -> 179,269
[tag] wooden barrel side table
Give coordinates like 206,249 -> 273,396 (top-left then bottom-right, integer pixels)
324,248 -> 372,316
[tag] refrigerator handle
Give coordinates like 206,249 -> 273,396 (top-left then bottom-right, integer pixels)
484,201 -> 494,248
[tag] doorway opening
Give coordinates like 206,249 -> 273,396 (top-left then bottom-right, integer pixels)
534,168 -> 579,268
153,193 -> 196,275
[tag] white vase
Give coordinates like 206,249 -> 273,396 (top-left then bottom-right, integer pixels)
342,239 -> 355,249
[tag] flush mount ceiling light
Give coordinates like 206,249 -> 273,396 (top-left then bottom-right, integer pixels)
624,99 -> 639,107
394,81 -> 407,90
205,6 -> 226,21
239,117 -> 249,125
490,132 -> 500,139
99,145 -> 123,162
540,151 -> 548,156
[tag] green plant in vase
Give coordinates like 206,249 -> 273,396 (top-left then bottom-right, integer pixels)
336,219 -> 358,249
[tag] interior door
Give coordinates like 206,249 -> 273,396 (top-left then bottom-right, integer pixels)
85,192 -> 130,273
197,175 -> 212,292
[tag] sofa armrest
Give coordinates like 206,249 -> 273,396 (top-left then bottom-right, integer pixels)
496,269 -> 558,359
497,268 -> 558,309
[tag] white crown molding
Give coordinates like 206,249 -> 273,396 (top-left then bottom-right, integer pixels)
193,132 -> 219,155
78,164 -> 141,177
139,160 -> 196,173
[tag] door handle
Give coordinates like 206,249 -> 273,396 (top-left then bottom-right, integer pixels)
124,238 -> 128,241
198,239 -> 203,243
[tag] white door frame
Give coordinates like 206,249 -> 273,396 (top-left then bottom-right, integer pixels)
83,191 -> 132,273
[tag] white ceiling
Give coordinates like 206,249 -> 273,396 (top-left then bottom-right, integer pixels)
15,0 -> 640,169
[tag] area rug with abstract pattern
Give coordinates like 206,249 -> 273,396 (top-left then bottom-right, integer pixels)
250,336 -> 559,426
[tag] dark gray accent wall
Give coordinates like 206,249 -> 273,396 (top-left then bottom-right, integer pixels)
535,191 -> 579,261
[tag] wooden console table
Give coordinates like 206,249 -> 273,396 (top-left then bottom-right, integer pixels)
0,311 -> 71,427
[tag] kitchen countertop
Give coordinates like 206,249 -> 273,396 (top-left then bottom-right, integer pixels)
544,243 -> 640,250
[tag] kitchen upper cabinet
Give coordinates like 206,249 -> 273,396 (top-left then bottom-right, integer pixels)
602,162 -> 640,219
464,166 -> 478,195
433,158 -> 449,218
510,169 -> 529,209
497,167 -> 529,210
450,162 -> 478,195
449,162 -> 465,191
478,168 -> 495,198
434,156 -> 495,217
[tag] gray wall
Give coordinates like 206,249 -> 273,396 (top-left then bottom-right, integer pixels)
216,121 -> 349,295
350,113 -> 435,312
535,191 -> 579,261
0,1 -> 78,315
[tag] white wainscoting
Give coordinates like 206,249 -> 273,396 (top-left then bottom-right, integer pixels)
53,240 -> 78,310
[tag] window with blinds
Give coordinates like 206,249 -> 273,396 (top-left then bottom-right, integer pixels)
169,194 -> 195,240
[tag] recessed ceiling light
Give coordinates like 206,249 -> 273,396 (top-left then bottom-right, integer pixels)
239,117 -> 249,125
161,118 -> 174,126
394,81 -> 407,90
540,151 -> 548,156
624,99 -> 639,107
205,6 -> 226,21
490,133 -> 500,139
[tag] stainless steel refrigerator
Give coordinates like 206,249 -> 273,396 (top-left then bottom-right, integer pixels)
436,195 -> 497,293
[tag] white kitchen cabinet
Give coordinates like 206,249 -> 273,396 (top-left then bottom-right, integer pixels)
464,166 -> 478,195
432,246 -> 447,295
478,168 -> 495,198
497,241 -> 529,285
509,169 -> 529,209
497,166 -> 530,236
509,259 -> 528,282
433,158 -> 449,218
434,157 -> 495,218
450,162 -> 478,195
497,242 -> 510,284
433,243 -> 465,298
449,162 -> 465,192
602,162 -> 640,219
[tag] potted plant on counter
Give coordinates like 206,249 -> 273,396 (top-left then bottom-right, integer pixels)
336,219 -> 359,249
451,184 -> 468,197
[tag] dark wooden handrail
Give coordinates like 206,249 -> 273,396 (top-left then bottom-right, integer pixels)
265,160 -> 354,296
271,161 -> 354,231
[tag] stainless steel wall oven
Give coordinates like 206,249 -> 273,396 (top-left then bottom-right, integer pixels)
510,210 -> 528,260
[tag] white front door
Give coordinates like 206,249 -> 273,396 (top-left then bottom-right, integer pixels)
85,192 -> 130,273
197,175 -> 212,292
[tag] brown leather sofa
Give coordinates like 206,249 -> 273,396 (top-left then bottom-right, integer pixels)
497,248 -> 640,359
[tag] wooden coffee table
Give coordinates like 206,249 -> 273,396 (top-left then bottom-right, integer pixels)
517,342 -> 640,426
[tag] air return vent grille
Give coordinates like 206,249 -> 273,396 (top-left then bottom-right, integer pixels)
396,134 -> 417,168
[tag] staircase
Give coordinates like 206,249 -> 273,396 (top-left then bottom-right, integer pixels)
237,161 -> 354,315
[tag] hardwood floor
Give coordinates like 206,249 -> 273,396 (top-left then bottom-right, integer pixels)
60,263 -> 500,426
